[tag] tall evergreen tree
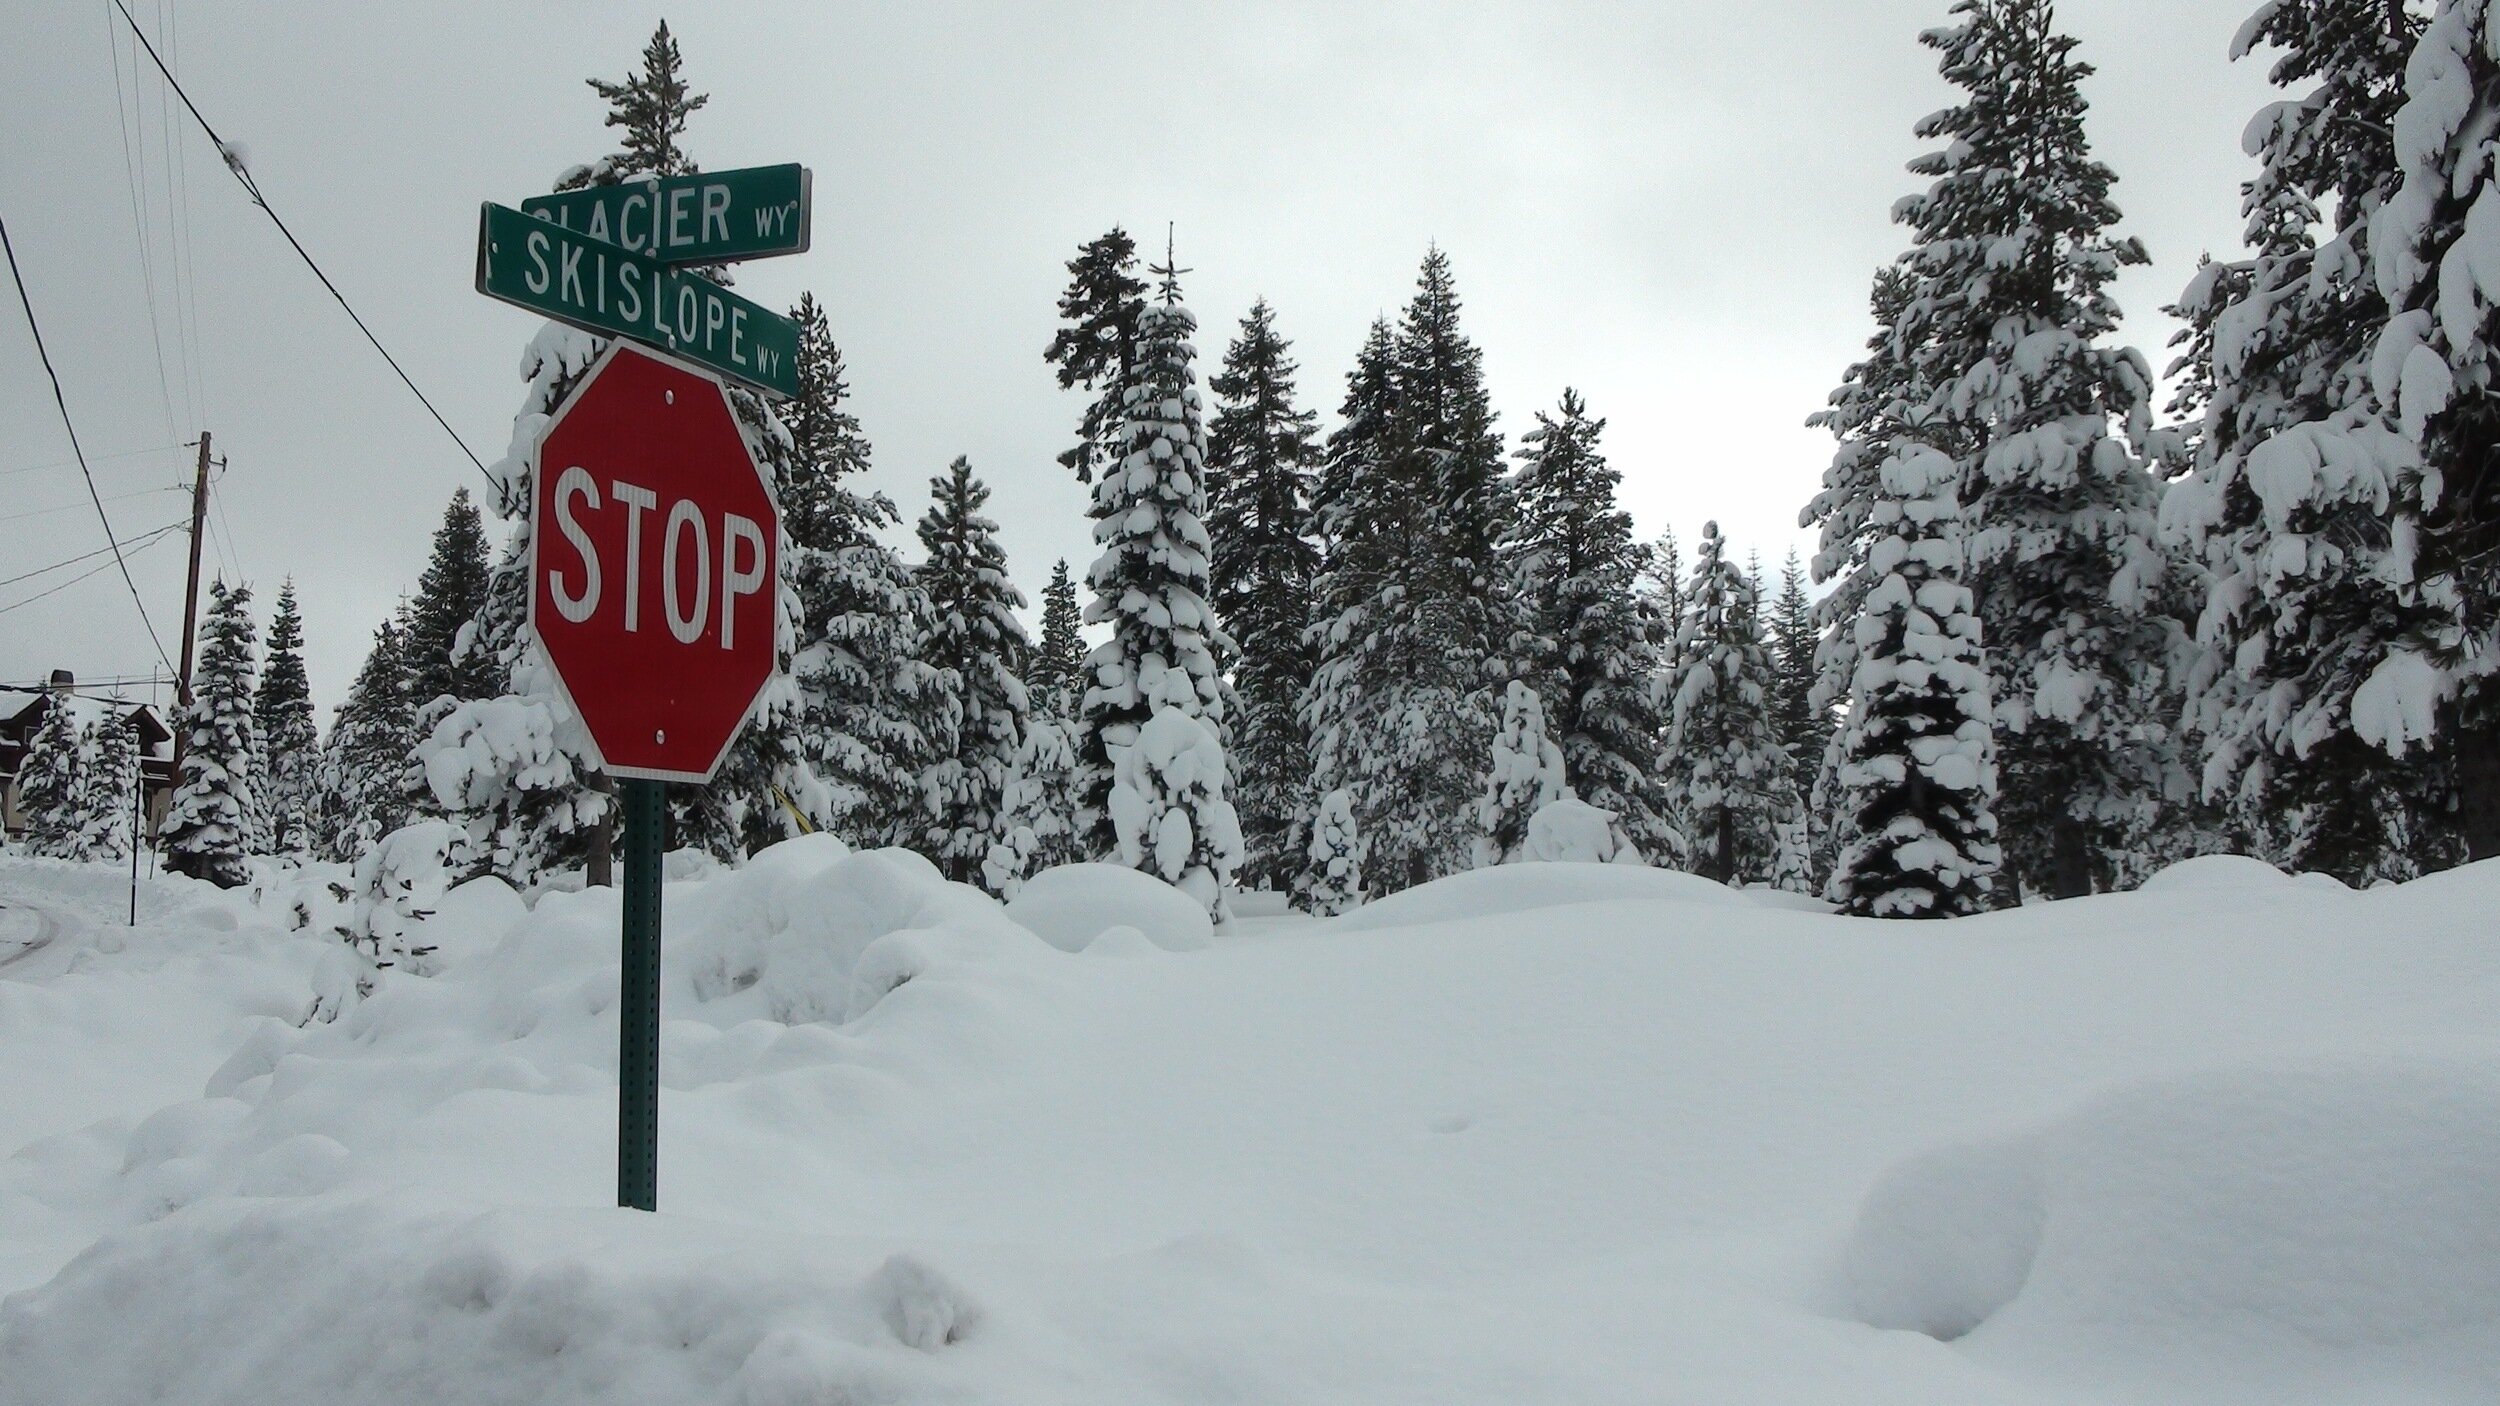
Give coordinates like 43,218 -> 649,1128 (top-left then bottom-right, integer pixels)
2366,0 -> 2500,863
1079,258 -> 1240,912
1505,389 -> 1671,855
1205,298 -> 1323,892
2159,1 -> 2428,884
73,712 -> 138,865
165,580 -> 259,888
253,579 -> 318,857
1043,229 -> 1148,483
1304,253 -> 1523,894
1766,551 -> 1827,767
1640,526 -> 1685,636
14,693 -> 81,859
579,19 -> 706,183
1660,524 -> 1788,884
1025,559 -> 1087,719
914,456 -> 1033,886
1863,0 -> 2177,897
1832,445 -> 2002,917
780,291 -> 950,850
318,615 -> 417,863
401,490 -> 497,714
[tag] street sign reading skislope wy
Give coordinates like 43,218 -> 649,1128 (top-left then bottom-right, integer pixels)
475,202 -> 801,399
528,342 -> 780,783
520,163 -> 811,265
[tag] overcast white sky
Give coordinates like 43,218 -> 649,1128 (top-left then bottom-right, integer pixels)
1,1 -> 2275,716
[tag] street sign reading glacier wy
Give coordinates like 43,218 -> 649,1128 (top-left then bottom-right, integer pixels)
519,164 -> 811,266
473,202 -> 800,399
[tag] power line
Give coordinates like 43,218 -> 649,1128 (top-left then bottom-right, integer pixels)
0,526 -> 181,618
0,520 -> 187,590
0,212 -> 180,679
3,441 -> 184,477
108,0 -> 494,488
0,484 -> 174,526
104,2 -> 180,438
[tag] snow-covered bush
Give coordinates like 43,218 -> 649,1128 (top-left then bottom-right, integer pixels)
1104,706 -> 1243,921
338,820 -> 464,977
1520,797 -> 1644,865
1475,682 -> 1567,866
1299,787 -> 1366,916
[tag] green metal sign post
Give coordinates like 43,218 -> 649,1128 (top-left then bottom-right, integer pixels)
617,778 -> 666,1213
473,201 -> 802,399
520,163 -> 812,265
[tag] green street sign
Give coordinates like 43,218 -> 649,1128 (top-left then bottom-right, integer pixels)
519,164 -> 811,266
474,202 -> 800,400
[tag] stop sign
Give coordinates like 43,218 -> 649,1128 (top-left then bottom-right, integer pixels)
529,343 -> 780,783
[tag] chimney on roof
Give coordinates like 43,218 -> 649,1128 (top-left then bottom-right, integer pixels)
46,669 -> 73,695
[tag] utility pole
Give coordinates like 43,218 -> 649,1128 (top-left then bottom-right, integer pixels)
169,432 -> 213,774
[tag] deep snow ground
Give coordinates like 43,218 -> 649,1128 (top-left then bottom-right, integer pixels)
0,846 -> 2495,1403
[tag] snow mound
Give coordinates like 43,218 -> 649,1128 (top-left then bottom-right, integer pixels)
1327,861 -> 1745,932
1842,1062 -> 2500,1355
0,1198 -> 980,1406
1004,862 -> 1213,953
2134,853 -> 2298,896
674,840 -> 1024,1025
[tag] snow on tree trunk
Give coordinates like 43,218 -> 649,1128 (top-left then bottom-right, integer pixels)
1475,681 -> 1567,866
1832,445 -> 2003,918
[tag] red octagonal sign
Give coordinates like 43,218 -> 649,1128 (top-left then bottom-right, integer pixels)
530,343 -> 779,783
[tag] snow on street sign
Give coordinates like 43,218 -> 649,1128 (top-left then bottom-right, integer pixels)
519,163 -> 812,266
474,202 -> 801,399
528,342 -> 780,784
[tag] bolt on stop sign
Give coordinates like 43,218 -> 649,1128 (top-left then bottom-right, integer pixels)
529,343 -> 780,783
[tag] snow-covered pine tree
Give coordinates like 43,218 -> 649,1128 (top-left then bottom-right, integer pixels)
253,580 -> 318,857
1660,523 -> 1789,885
782,292 -> 951,850
1079,255 -> 1240,912
1205,297 -> 1322,893
13,693 -> 81,859
1024,559 -> 1087,719
165,580 -> 259,888
2159,0 -> 2430,883
401,490 -> 497,715
1475,681 -> 1568,866
1766,550 -> 1827,767
1640,525 -> 1685,635
1300,787 -> 1366,916
71,712 -> 137,865
1043,228 -> 1148,483
913,456 -> 1032,887
1833,445 -> 2003,917
317,615 -> 416,863
2366,0 -> 2500,863
983,716 -> 1084,899
1505,389 -> 1672,855
1303,253 -> 1523,895
1803,265 -> 1923,743
1879,0 -> 2177,898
